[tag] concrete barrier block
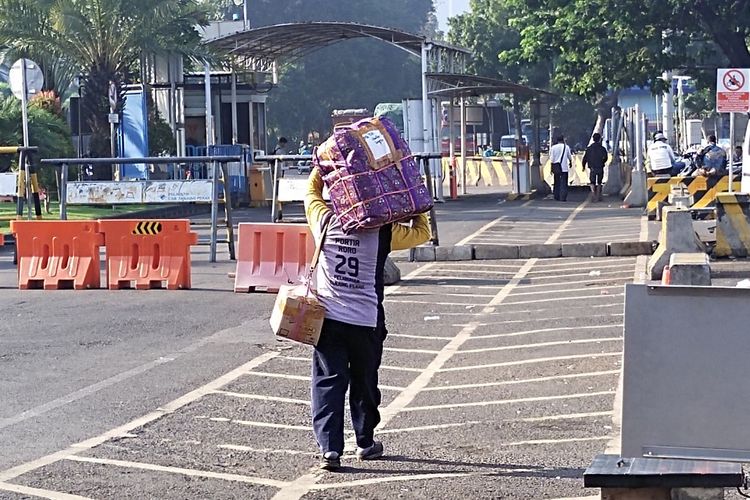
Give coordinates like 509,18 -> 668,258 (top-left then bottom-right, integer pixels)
648,207 -> 705,280
435,245 -> 474,261
519,243 -> 562,259
473,244 -> 520,260
561,243 -> 608,258
412,246 -> 436,262
607,241 -> 655,256
666,252 -> 711,286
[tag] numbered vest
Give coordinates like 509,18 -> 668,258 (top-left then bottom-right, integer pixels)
316,218 -> 379,328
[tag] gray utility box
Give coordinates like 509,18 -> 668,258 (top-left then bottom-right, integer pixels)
622,284 -> 750,461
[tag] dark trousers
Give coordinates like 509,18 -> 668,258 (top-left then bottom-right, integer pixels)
311,318 -> 383,455
553,171 -> 569,201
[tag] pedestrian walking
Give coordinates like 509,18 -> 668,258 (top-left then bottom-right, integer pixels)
304,168 -> 430,471
581,133 -> 608,202
549,135 -> 572,201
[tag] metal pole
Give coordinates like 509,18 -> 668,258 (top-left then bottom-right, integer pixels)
460,96 -> 467,194
663,71 -> 675,147
231,70 -> 238,145
205,63 -> 218,262
420,42 -> 439,200
20,60 -> 32,220
271,159 -> 280,222
448,99 -> 455,196
60,163 -> 68,220
635,104 -> 643,172
243,0 -> 249,29
729,112 -> 735,193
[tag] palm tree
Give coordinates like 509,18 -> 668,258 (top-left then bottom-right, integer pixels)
0,0 -> 213,158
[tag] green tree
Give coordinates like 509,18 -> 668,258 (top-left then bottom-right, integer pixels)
0,0 -> 212,158
233,0 -> 435,142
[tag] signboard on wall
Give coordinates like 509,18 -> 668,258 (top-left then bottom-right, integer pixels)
66,180 -> 213,204
0,172 -> 17,196
717,68 -> 750,113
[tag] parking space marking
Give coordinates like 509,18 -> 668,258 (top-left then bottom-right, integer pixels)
438,352 -> 621,372
456,217 -> 505,245
516,277 -> 631,288
0,351 -> 279,483
272,260 -> 534,499
502,436 -> 610,446
456,337 -> 622,354
499,293 -> 624,306
218,444 -> 312,456
530,258 -> 634,269
241,370 -> 403,392
517,411 -> 612,423
389,290 -> 496,298
439,306 -> 623,317
206,417 -> 312,432
466,324 -> 623,340
388,333 -> 454,340
521,269 -> 634,280
310,472 -> 475,490
424,370 -> 620,391
64,455 -> 288,489
384,299 -> 492,307
0,482 -> 92,500
213,390 -> 310,406
384,347 -> 441,354
276,356 -> 424,373
377,421 -> 482,435
385,263 -> 434,296
452,313 -> 623,326
403,391 -> 615,412
546,200 -> 589,243
506,285 -> 623,297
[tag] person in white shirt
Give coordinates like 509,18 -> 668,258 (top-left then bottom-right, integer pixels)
549,135 -> 572,201
647,132 -> 683,176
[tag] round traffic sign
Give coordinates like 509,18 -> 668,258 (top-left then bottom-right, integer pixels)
9,59 -> 44,100
723,70 -> 745,92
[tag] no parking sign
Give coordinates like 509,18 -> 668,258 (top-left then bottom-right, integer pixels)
717,68 -> 750,113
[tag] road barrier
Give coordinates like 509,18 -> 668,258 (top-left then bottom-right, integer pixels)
99,219 -> 197,290
646,175 -> 740,219
713,192 -> 750,258
647,207 -> 705,280
10,220 -> 104,290
234,223 -> 316,293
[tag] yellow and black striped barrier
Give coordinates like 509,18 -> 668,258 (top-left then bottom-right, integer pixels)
646,175 -> 741,220
714,193 -> 750,258
132,221 -> 163,235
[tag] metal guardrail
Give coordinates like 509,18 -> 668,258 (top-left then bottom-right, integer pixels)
41,155 -> 243,262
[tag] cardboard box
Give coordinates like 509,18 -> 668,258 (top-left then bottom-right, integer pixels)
270,285 -> 325,346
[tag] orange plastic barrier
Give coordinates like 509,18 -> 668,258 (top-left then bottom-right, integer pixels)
10,220 -> 103,290
99,219 -> 198,290
234,223 -> 316,293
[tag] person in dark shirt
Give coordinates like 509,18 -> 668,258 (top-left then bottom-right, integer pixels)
581,133 -> 608,202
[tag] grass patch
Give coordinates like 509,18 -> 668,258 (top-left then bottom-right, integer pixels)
0,202 -> 157,231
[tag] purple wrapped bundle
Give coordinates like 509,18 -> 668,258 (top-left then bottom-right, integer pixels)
313,116 -> 433,233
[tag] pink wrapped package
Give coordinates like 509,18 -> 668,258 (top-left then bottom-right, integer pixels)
313,116 -> 433,233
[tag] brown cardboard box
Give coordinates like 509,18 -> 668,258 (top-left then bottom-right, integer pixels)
270,285 -> 325,346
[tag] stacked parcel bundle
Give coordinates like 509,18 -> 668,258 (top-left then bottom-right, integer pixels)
313,116 -> 433,233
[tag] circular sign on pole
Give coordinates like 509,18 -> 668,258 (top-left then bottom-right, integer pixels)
108,81 -> 118,113
9,58 -> 44,100
723,70 -> 745,92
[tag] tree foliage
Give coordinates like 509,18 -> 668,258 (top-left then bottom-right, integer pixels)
236,0 -> 434,143
0,0 -> 212,157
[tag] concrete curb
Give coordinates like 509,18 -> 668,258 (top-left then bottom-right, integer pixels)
412,240 -> 655,262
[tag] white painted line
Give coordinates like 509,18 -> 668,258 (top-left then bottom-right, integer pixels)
499,293 -> 624,306
546,199 -> 589,244
385,262 -> 434,296
423,370 -> 620,391
213,390 -> 310,406
522,269 -> 634,280
390,290 -> 496,298
402,391 -> 615,412
501,436 -> 610,446
549,496 -> 598,500
208,416 -> 312,432
0,322 -> 264,432
0,482 -> 93,500
435,262 -> 526,269
456,337 -> 622,354
467,324 -> 623,341
388,333 -> 454,340
456,216 -> 505,245
516,277 -> 629,288
384,347 -> 441,354
277,356 -> 422,373
0,351 -> 279,483
65,455 -> 288,489
530,258 -> 634,270
384,299 -> 492,307
517,411 -> 612,423
272,259 -> 540,500
218,444 -> 313,456
640,213 -> 649,242
310,472 -> 475,490
438,352 -> 621,372
245,371 -> 309,381
452,314 -> 623,326
377,421 -> 481,435
506,285 -> 623,297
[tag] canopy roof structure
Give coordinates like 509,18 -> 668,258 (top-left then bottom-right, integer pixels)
427,73 -> 556,99
207,22 -> 469,75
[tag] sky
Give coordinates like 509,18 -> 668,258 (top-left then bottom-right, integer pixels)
434,0 -> 471,33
